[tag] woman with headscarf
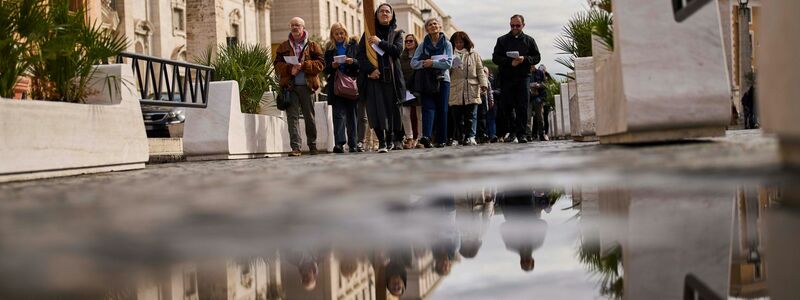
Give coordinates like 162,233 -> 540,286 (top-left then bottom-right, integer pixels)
411,17 -> 454,148
357,3 -> 406,153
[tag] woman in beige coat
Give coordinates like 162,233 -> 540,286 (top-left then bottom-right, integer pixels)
448,31 -> 488,146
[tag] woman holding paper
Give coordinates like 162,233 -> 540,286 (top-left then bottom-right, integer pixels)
399,34 -> 421,149
411,17 -> 454,148
448,31 -> 488,146
324,23 -> 360,153
357,3 -> 406,153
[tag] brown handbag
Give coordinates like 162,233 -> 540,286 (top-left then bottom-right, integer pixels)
333,70 -> 358,100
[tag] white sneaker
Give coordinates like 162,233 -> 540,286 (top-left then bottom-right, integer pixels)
378,147 -> 388,153
450,140 -> 459,146
467,137 -> 478,146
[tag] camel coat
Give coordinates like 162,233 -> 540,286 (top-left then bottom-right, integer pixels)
448,48 -> 488,106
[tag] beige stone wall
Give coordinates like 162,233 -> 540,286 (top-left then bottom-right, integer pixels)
270,0 -> 364,48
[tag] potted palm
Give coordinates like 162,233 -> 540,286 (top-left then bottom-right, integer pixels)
554,3 -> 612,141
0,0 -> 147,182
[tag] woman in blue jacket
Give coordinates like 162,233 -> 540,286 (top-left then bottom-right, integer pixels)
411,17 -> 453,148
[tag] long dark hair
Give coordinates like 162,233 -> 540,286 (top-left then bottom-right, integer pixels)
449,31 -> 474,51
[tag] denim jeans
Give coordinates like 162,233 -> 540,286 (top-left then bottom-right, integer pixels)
421,81 -> 451,144
331,99 -> 358,149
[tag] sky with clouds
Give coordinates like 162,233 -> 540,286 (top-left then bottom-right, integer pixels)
435,0 -> 589,78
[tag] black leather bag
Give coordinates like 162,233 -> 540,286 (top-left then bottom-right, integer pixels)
411,68 -> 441,95
276,87 -> 292,111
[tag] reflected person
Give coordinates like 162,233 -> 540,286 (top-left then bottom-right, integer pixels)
499,189 -> 549,272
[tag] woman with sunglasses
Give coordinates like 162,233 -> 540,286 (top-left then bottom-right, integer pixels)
399,34 -> 421,149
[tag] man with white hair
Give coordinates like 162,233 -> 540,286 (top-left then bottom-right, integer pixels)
274,17 -> 325,156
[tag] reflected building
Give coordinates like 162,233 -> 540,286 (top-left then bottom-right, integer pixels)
401,249 -> 449,300
576,187 -> 735,299
729,186 -> 774,298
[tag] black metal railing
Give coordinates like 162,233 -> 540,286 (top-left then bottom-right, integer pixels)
683,274 -> 723,300
672,0 -> 713,22
112,52 -> 214,108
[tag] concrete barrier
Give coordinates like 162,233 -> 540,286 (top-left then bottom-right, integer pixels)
560,83 -> 572,138
759,0 -> 800,167
0,64 -> 149,182
183,81 -> 334,161
572,57 -> 597,142
593,0 -> 730,144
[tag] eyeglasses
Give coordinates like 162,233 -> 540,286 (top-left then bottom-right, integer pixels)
405,40 -> 415,44
510,24 -> 523,28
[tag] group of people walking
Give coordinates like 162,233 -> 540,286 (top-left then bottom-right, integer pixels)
274,4 -> 544,156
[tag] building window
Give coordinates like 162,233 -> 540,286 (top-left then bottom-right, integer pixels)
351,16 -> 355,34
327,1 -> 331,29
336,6 -> 340,23
172,8 -> 185,31
344,11 -> 347,27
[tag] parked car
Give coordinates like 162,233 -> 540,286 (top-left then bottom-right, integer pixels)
142,93 -> 185,138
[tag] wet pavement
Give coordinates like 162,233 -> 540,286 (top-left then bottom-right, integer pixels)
0,130 -> 798,299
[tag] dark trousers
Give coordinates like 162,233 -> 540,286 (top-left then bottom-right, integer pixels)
286,85 -> 317,150
529,97 -> 545,138
450,104 -> 478,141
500,77 -> 531,139
422,81 -> 451,144
332,100 -> 358,149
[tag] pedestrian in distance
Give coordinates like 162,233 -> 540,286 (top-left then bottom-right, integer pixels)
274,17 -> 325,156
492,14 -> 541,143
324,23 -> 360,153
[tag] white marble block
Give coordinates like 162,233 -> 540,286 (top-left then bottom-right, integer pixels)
593,0 -> 731,144
0,65 -> 149,182
183,81 -> 334,160
573,57 -> 597,141
759,0 -> 800,167
553,94 -> 562,137
560,83 -> 572,136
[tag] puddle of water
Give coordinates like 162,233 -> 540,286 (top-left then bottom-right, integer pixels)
0,183 -> 798,300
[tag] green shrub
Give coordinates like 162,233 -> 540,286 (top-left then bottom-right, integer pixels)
197,43 -> 279,114
27,1 -> 127,102
0,0 -> 47,98
554,4 -> 613,79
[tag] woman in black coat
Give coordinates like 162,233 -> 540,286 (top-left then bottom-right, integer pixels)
324,23 -> 360,153
357,3 -> 406,153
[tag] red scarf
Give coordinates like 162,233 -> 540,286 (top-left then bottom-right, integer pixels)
289,31 -> 308,61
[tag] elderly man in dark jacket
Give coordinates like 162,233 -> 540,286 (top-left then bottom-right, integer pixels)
492,14 -> 541,143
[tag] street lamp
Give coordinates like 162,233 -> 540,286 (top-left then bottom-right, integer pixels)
420,8 -> 432,21
739,0 -> 749,8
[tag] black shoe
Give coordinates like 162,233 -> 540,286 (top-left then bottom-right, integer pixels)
517,137 -> 528,143
434,143 -> 446,148
309,146 -> 318,155
419,137 -> 433,149
333,145 -> 344,153
489,137 -> 498,143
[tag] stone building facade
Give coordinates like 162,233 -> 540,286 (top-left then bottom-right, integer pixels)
387,0 -> 460,41
86,0 -> 273,62
269,0 -> 365,50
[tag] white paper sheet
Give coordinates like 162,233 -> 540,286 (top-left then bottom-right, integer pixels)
431,54 -> 448,61
452,56 -> 463,68
333,55 -> 347,64
405,91 -> 416,101
283,55 -> 300,65
371,44 -> 385,56
506,51 -> 520,58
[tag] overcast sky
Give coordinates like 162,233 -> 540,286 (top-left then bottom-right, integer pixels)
435,0 -> 588,78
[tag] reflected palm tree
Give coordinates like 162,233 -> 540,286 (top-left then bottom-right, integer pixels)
577,238 -> 624,299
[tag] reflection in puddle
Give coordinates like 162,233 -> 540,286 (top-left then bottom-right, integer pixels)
1,185 -> 798,299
